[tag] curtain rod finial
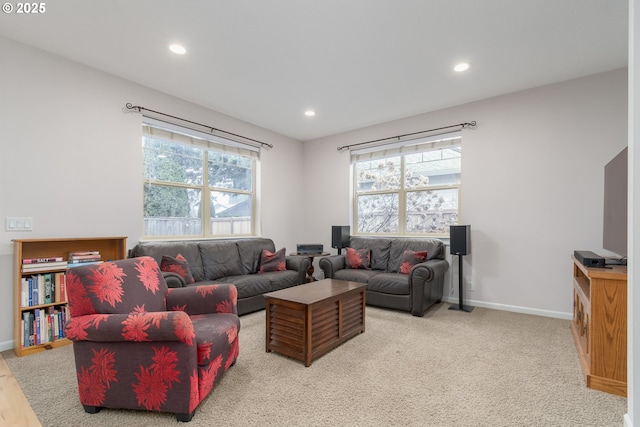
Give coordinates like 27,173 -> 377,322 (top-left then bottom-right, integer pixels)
124,103 -> 141,113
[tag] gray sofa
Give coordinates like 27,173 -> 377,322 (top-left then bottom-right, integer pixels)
319,236 -> 449,316
129,238 -> 310,315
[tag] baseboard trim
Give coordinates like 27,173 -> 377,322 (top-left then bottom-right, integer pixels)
0,340 -> 14,353
441,296 -> 572,320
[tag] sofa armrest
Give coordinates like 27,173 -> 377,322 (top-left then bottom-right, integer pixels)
319,255 -> 346,278
410,259 -> 449,283
163,271 -> 186,288
286,255 -> 311,284
166,284 -> 238,316
65,311 -> 195,344
286,255 -> 310,273
409,259 -> 449,316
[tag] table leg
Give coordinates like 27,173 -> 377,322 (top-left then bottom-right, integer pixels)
265,300 -> 272,353
306,256 -> 315,282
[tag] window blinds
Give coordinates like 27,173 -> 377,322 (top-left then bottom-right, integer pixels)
142,117 -> 260,159
350,131 -> 461,162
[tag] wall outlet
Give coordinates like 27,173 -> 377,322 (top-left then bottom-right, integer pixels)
467,281 -> 473,292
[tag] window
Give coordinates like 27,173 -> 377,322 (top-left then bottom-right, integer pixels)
352,134 -> 461,236
142,118 -> 258,238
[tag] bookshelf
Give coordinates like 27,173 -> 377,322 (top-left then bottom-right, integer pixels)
13,236 -> 127,357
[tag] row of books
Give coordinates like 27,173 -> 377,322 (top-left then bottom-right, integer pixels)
21,305 -> 69,348
22,251 -> 102,273
21,272 -> 67,307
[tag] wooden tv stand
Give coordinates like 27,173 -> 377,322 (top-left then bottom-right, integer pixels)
571,255 -> 627,396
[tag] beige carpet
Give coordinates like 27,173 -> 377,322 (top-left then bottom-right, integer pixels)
3,303 -> 627,426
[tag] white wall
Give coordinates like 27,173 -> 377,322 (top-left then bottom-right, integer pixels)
304,68 -> 628,318
0,37 -> 306,350
0,35 -> 629,350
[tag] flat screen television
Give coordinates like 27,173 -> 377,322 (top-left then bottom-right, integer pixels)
603,146 -> 628,260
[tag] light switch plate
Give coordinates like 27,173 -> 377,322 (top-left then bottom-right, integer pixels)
6,218 -> 16,230
6,217 -> 33,231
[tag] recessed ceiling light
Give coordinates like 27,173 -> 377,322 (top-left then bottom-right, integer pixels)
454,62 -> 470,72
304,110 -> 316,117
169,44 -> 187,55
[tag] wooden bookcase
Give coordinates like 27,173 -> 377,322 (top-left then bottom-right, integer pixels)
570,255 -> 627,396
13,237 -> 127,357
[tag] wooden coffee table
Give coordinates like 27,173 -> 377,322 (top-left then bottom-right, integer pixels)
264,279 -> 367,366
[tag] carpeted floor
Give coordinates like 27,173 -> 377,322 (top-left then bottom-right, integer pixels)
3,303 -> 628,426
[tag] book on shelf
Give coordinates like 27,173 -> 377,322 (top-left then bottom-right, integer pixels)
68,250 -> 100,259
22,257 -> 63,264
68,254 -> 101,261
22,261 -> 68,272
67,260 -> 104,268
44,274 -> 52,304
68,251 -> 100,256
68,257 -> 101,264
54,272 -> 66,302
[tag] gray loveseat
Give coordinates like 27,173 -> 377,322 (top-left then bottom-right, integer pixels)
319,236 -> 449,316
129,238 -> 310,315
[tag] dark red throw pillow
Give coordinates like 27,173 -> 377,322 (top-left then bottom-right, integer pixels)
399,250 -> 428,274
345,247 -> 370,269
160,254 -> 195,284
259,248 -> 286,273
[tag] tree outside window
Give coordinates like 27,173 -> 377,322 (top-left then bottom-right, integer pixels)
354,142 -> 461,236
142,130 -> 256,238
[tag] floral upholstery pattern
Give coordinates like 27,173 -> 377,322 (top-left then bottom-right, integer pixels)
399,250 -> 428,274
65,256 -> 240,422
345,247 -> 370,269
160,254 -> 195,284
258,247 -> 286,273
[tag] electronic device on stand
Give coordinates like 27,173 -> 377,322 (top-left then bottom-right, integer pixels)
449,225 -> 473,312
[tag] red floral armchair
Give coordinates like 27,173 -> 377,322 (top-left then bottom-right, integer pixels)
64,256 -> 240,422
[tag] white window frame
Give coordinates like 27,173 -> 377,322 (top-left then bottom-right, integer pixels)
141,117 -> 259,239
351,132 -> 461,237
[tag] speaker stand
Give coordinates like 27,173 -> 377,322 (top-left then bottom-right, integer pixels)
449,254 -> 474,312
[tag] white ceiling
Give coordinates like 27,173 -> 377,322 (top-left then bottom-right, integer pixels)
0,0 -> 628,141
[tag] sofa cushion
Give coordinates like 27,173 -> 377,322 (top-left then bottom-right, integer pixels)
66,256 -> 168,316
264,270 -> 301,291
388,239 -> 437,273
334,268 -> 381,283
367,273 -> 410,295
204,275 -> 271,299
236,238 -> 276,274
129,241 -> 205,282
399,250 -> 428,274
345,247 -> 370,269
259,248 -> 286,273
199,241 -> 243,280
350,237 -> 392,271
160,254 -> 195,284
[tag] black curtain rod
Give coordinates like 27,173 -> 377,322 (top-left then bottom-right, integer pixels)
125,103 -> 274,149
337,121 -> 476,152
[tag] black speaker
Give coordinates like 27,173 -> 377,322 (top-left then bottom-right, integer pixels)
450,225 -> 471,255
331,226 -> 350,250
